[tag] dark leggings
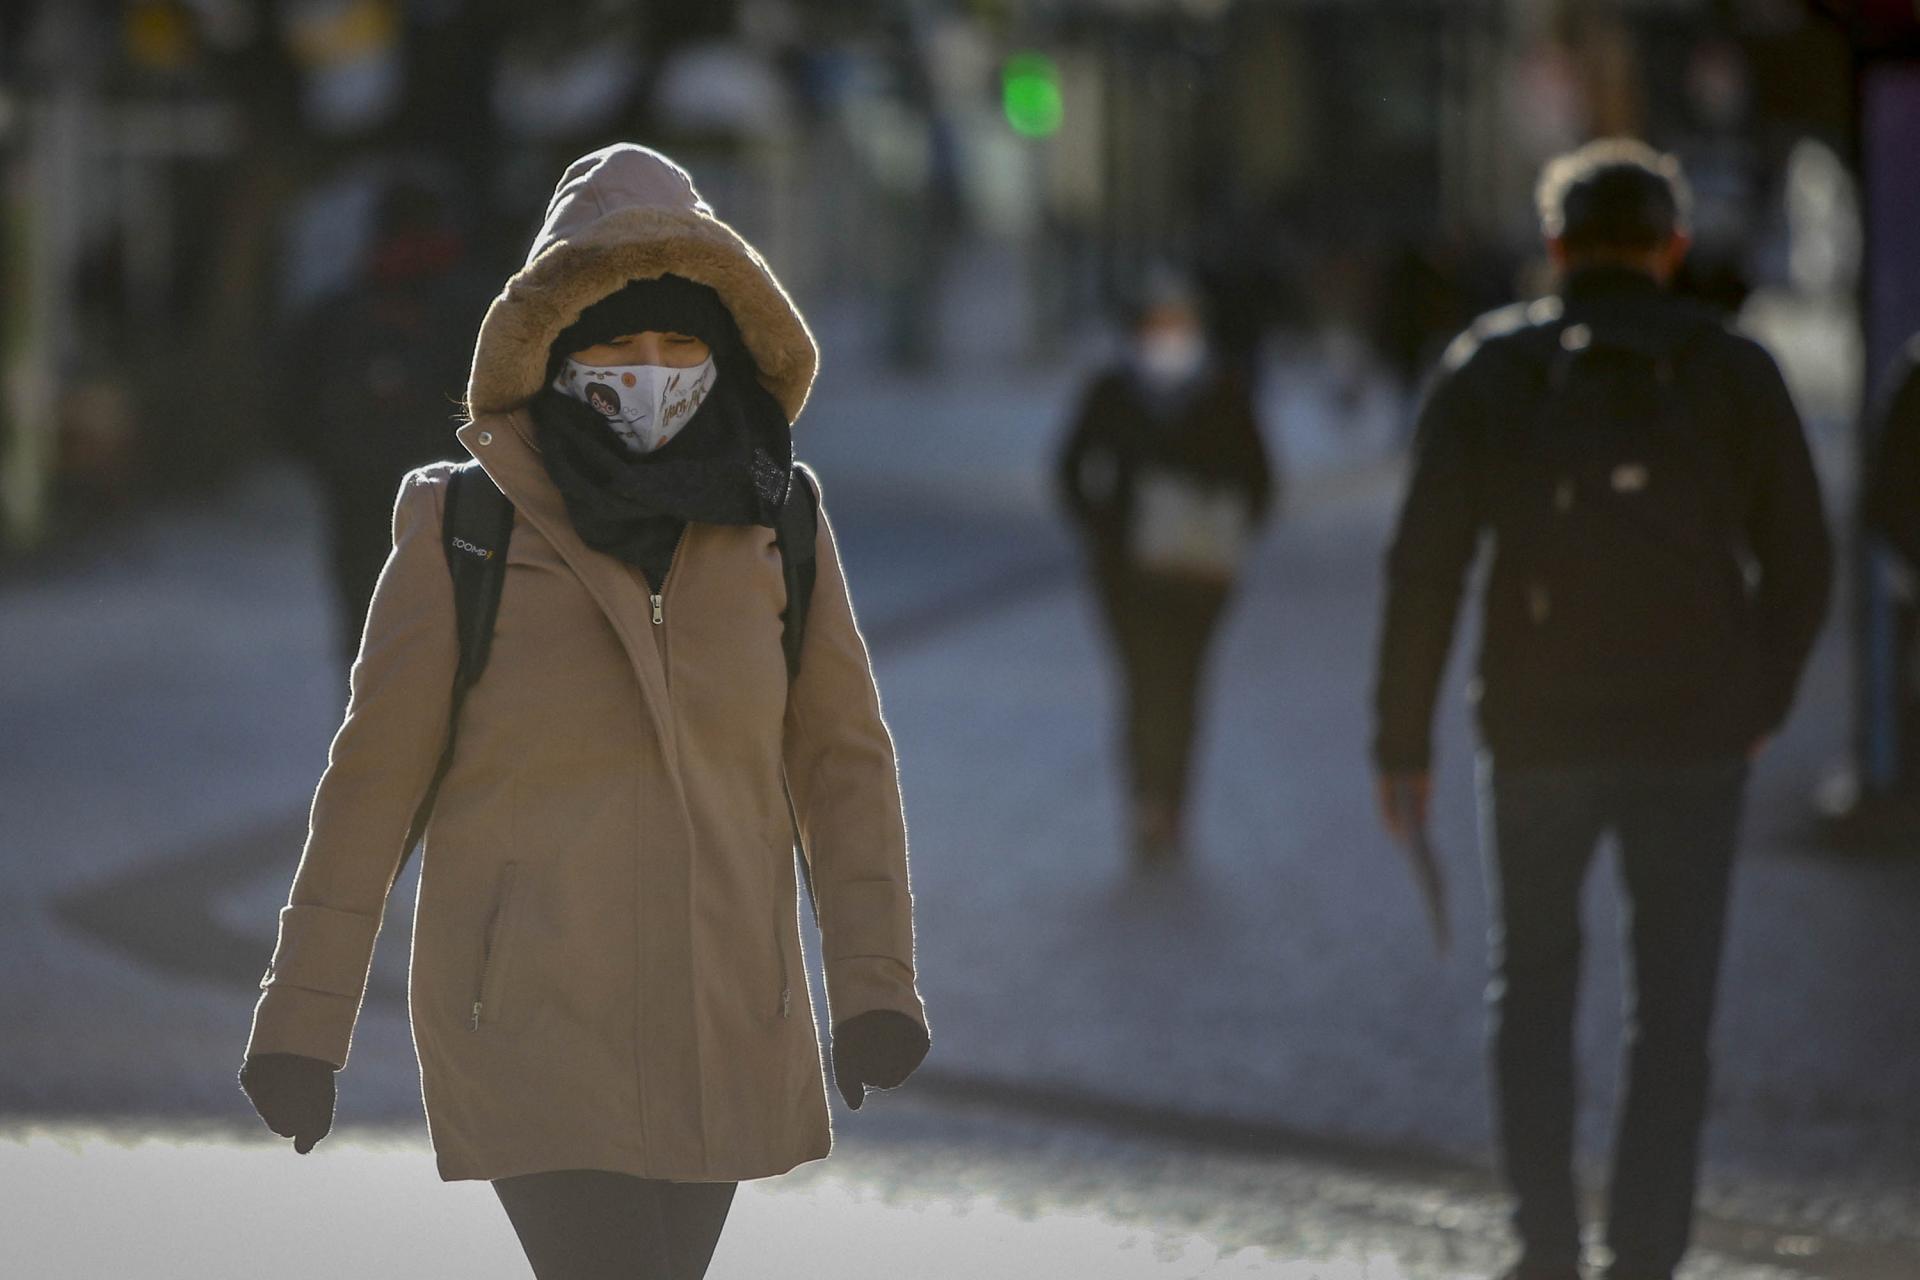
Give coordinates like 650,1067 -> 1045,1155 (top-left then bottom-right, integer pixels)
492,1170 -> 737,1280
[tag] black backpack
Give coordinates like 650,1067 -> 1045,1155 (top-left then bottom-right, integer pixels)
1491,321 -> 1749,706
397,460 -> 820,864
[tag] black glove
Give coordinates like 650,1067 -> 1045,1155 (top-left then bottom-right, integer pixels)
830,1010 -> 929,1110
239,1053 -> 336,1154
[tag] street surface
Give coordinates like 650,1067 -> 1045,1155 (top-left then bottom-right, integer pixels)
2,349 -> 1916,1277
0,1092 -> 1900,1280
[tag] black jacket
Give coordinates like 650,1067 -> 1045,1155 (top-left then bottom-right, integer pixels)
1865,336 -> 1920,572
1056,363 -> 1276,556
1373,267 -> 1832,771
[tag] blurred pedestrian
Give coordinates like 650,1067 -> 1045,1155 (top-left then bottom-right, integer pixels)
1862,335 -> 1920,801
1865,334 -> 1920,572
240,144 -> 929,1280
280,174 -> 490,663
1058,276 -> 1276,866
1372,139 -> 1831,1280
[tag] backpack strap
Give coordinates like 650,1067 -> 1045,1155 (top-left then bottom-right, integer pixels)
775,462 -> 820,684
396,461 -> 515,879
444,461 -> 517,687
775,463 -> 821,913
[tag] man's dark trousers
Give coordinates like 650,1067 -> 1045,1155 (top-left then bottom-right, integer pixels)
1480,755 -> 1747,1279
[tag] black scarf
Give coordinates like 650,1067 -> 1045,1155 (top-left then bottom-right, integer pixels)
531,276 -> 794,590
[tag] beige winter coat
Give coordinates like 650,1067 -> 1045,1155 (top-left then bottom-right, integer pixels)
246,145 -> 925,1183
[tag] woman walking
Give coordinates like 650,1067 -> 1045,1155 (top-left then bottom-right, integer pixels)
239,144 -> 929,1279
1057,277 -> 1276,867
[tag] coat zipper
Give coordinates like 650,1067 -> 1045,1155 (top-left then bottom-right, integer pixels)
777,777 -> 806,1020
771,843 -> 793,1020
470,862 -> 521,1031
647,527 -> 794,1020
649,528 -> 691,628
777,898 -> 793,1020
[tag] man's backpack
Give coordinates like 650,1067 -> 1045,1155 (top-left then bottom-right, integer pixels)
1490,320 -> 1750,710
397,460 -> 820,864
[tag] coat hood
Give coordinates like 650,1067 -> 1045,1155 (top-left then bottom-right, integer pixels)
467,144 -> 818,424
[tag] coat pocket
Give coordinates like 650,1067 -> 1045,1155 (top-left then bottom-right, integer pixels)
769,834 -> 798,1023
469,862 -> 522,1033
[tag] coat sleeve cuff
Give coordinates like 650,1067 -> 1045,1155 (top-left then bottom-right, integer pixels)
817,878 -> 914,960
260,903 -> 380,998
818,877 -> 923,1025
823,955 -> 926,1029
247,903 -> 381,1068
246,984 -> 361,1069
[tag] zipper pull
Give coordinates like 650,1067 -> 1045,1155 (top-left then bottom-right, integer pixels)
780,985 -> 792,1019
469,1001 -> 483,1032
651,594 -> 664,626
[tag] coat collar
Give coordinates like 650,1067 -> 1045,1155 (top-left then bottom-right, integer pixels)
455,410 -> 683,764
1562,263 -> 1666,303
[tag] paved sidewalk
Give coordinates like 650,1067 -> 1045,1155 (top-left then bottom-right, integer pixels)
2,356 -> 1916,1273
3,1090 -> 1899,1280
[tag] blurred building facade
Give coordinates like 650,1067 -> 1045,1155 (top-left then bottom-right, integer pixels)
0,0 -> 1891,555
7,0 -> 1920,819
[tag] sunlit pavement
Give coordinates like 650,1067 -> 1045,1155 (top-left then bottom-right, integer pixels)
1,1128 -> 1431,1280
3,356 -> 1916,1277
4,1089 -> 1892,1280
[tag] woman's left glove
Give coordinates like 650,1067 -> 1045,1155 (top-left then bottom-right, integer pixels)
830,1010 -> 929,1110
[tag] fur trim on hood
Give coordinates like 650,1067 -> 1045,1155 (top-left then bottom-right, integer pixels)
467,144 -> 818,424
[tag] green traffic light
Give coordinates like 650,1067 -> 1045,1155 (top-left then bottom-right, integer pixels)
1002,51 -> 1063,139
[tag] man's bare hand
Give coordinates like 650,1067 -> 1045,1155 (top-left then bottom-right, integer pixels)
1377,771 -> 1432,845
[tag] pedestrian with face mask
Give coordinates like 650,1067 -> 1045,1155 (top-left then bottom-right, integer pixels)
1057,275 -> 1277,866
1372,139 -> 1830,1280
238,144 -> 929,1280
281,174 -> 491,665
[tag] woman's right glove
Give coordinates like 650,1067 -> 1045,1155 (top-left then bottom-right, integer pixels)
239,1053 -> 336,1154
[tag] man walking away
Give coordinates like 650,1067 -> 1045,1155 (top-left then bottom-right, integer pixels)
1371,139 -> 1831,1280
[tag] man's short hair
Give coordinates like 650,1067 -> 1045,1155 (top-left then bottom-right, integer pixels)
1536,138 -> 1692,252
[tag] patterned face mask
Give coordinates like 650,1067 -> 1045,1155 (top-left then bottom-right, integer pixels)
552,355 -> 717,454
1134,328 -> 1207,389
